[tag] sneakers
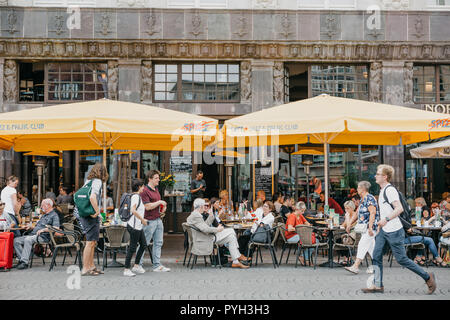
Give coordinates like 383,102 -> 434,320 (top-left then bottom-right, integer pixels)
16,262 -> 29,270
132,265 -> 146,274
366,265 -> 374,274
123,269 -> 136,277
153,265 -> 171,272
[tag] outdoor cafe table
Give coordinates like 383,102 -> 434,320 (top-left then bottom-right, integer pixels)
412,225 -> 442,248
315,223 -> 343,268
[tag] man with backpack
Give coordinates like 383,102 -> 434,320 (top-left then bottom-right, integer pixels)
362,164 -> 436,294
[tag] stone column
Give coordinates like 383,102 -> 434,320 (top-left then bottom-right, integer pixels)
381,61 -> 407,193
251,60 -> 275,112
141,60 -> 152,104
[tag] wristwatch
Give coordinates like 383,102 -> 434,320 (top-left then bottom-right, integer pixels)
385,216 -> 390,222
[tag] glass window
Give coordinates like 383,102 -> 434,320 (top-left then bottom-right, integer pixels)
45,62 -> 107,102
413,65 -> 450,103
311,65 -> 369,101
154,62 -> 240,102
19,62 -> 45,103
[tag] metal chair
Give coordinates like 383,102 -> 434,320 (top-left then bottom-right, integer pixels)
46,224 -> 82,271
295,225 -> 328,270
102,226 -> 128,270
277,223 -> 300,265
388,231 -> 426,267
332,229 -> 362,266
247,225 -> 279,268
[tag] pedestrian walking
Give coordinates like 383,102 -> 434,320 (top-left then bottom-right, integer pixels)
123,179 -> 148,277
362,164 -> 436,294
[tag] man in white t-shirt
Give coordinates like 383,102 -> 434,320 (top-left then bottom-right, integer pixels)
362,164 -> 436,295
1,176 -> 21,228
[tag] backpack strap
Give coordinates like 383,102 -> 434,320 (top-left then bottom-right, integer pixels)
382,184 -> 396,210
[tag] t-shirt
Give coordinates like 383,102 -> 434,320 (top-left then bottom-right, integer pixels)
128,194 -> 145,230
328,198 -> 344,215
191,179 -> 206,200
284,213 -> 316,243
251,212 -> 274,233
56,194 -> 73,205
379,184 -> 403,233
280,205 -> 291,221
1,186 -> 17,215
141,185 -> 161,221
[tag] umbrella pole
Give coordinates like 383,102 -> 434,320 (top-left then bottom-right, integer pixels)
294,144 -> 298,203
324,141 -> 329,208
102,138 -> 107,215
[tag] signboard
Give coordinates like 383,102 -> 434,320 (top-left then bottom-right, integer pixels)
253,160 -> 274,202
170,155 -> 192,192
422,104 -> 450,114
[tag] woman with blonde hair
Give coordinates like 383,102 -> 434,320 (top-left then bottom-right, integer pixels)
79,163 -> 108,276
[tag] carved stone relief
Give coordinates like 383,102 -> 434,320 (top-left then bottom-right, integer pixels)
385,85 -> 403,105
233,14 -> 248,38
107,60 -> 119,100
144,11 -> 161,36
240,60 -> 251,103
273,61 -> 284,106
4,60 -> 17,103
369,62 -> 382,103
403,62 -> 413,104
253,0 -> 277,9
141,60 -> 152,103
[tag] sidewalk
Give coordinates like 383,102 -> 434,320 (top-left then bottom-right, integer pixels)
1,234 -> 448,300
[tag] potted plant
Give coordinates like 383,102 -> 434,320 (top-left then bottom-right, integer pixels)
159,172 -> 176,195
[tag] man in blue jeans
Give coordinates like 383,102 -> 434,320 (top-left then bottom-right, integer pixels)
138,170 -> 170,272
362,164 -> 436,294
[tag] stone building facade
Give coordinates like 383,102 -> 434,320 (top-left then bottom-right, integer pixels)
0,0 -> 449,204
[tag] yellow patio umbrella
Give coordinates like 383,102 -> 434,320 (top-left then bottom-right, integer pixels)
24,151 -> 59,157
213,150 -> 245,158
0,99 -> 218,212
292,149 -> 324,156
0,137 -> 12,150
223,94 -> 450,209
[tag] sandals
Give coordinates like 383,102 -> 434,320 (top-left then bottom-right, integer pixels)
432,259 -> 447,268
81,269 -> 101,276
414,257 -> 426,266
92,267 -> 104,274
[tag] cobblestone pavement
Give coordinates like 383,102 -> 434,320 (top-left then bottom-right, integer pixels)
1,235 -> 449,300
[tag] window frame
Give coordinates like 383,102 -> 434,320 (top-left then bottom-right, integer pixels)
309,63 -> 370,101
413,64 -> 450,104
44,61 -> 108,104
152,61 -> 241,103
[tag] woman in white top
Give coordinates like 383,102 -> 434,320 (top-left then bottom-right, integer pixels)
238,201 -> 275,257
124,179 -> 148,277
0,176 -> 21,227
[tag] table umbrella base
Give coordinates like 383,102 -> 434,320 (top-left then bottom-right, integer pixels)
318,261 -> 343,268
106,260 -> 124,268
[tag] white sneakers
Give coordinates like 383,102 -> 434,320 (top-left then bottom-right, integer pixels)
123,269 -> 136,277
153,265 -> 171,272
132,265 -> 146,274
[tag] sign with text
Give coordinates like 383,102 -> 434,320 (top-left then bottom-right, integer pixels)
422,104 -> 450,114
253,160 -> 274,202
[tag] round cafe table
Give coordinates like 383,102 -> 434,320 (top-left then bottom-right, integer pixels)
315,223 -> 343,268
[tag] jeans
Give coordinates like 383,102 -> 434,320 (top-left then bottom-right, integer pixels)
287,235 -> 314,260
404,235 -> 439,258
372,228 -> 430,288
139,218 -> 164,269
124,225 -> 147,269
13,234 -> 48,264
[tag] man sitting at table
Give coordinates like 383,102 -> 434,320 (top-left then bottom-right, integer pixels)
319,192 -> 344,215
187,198 -> 250,269
13,198 -> 60,270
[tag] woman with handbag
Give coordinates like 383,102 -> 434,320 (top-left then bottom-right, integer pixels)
344,181 -> 380,275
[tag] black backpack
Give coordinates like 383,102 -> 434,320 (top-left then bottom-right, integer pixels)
382,184 -> 412,231
119,193 -> 141,223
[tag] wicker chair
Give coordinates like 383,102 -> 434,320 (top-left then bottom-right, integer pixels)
295,225 -> 328,269
332,229 -> 362,266
102,226 -> 128,270
184,224 -> 222,269
388,231 -> 426,267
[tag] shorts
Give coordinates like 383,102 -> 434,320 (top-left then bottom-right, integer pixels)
79,216 -> 100,241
